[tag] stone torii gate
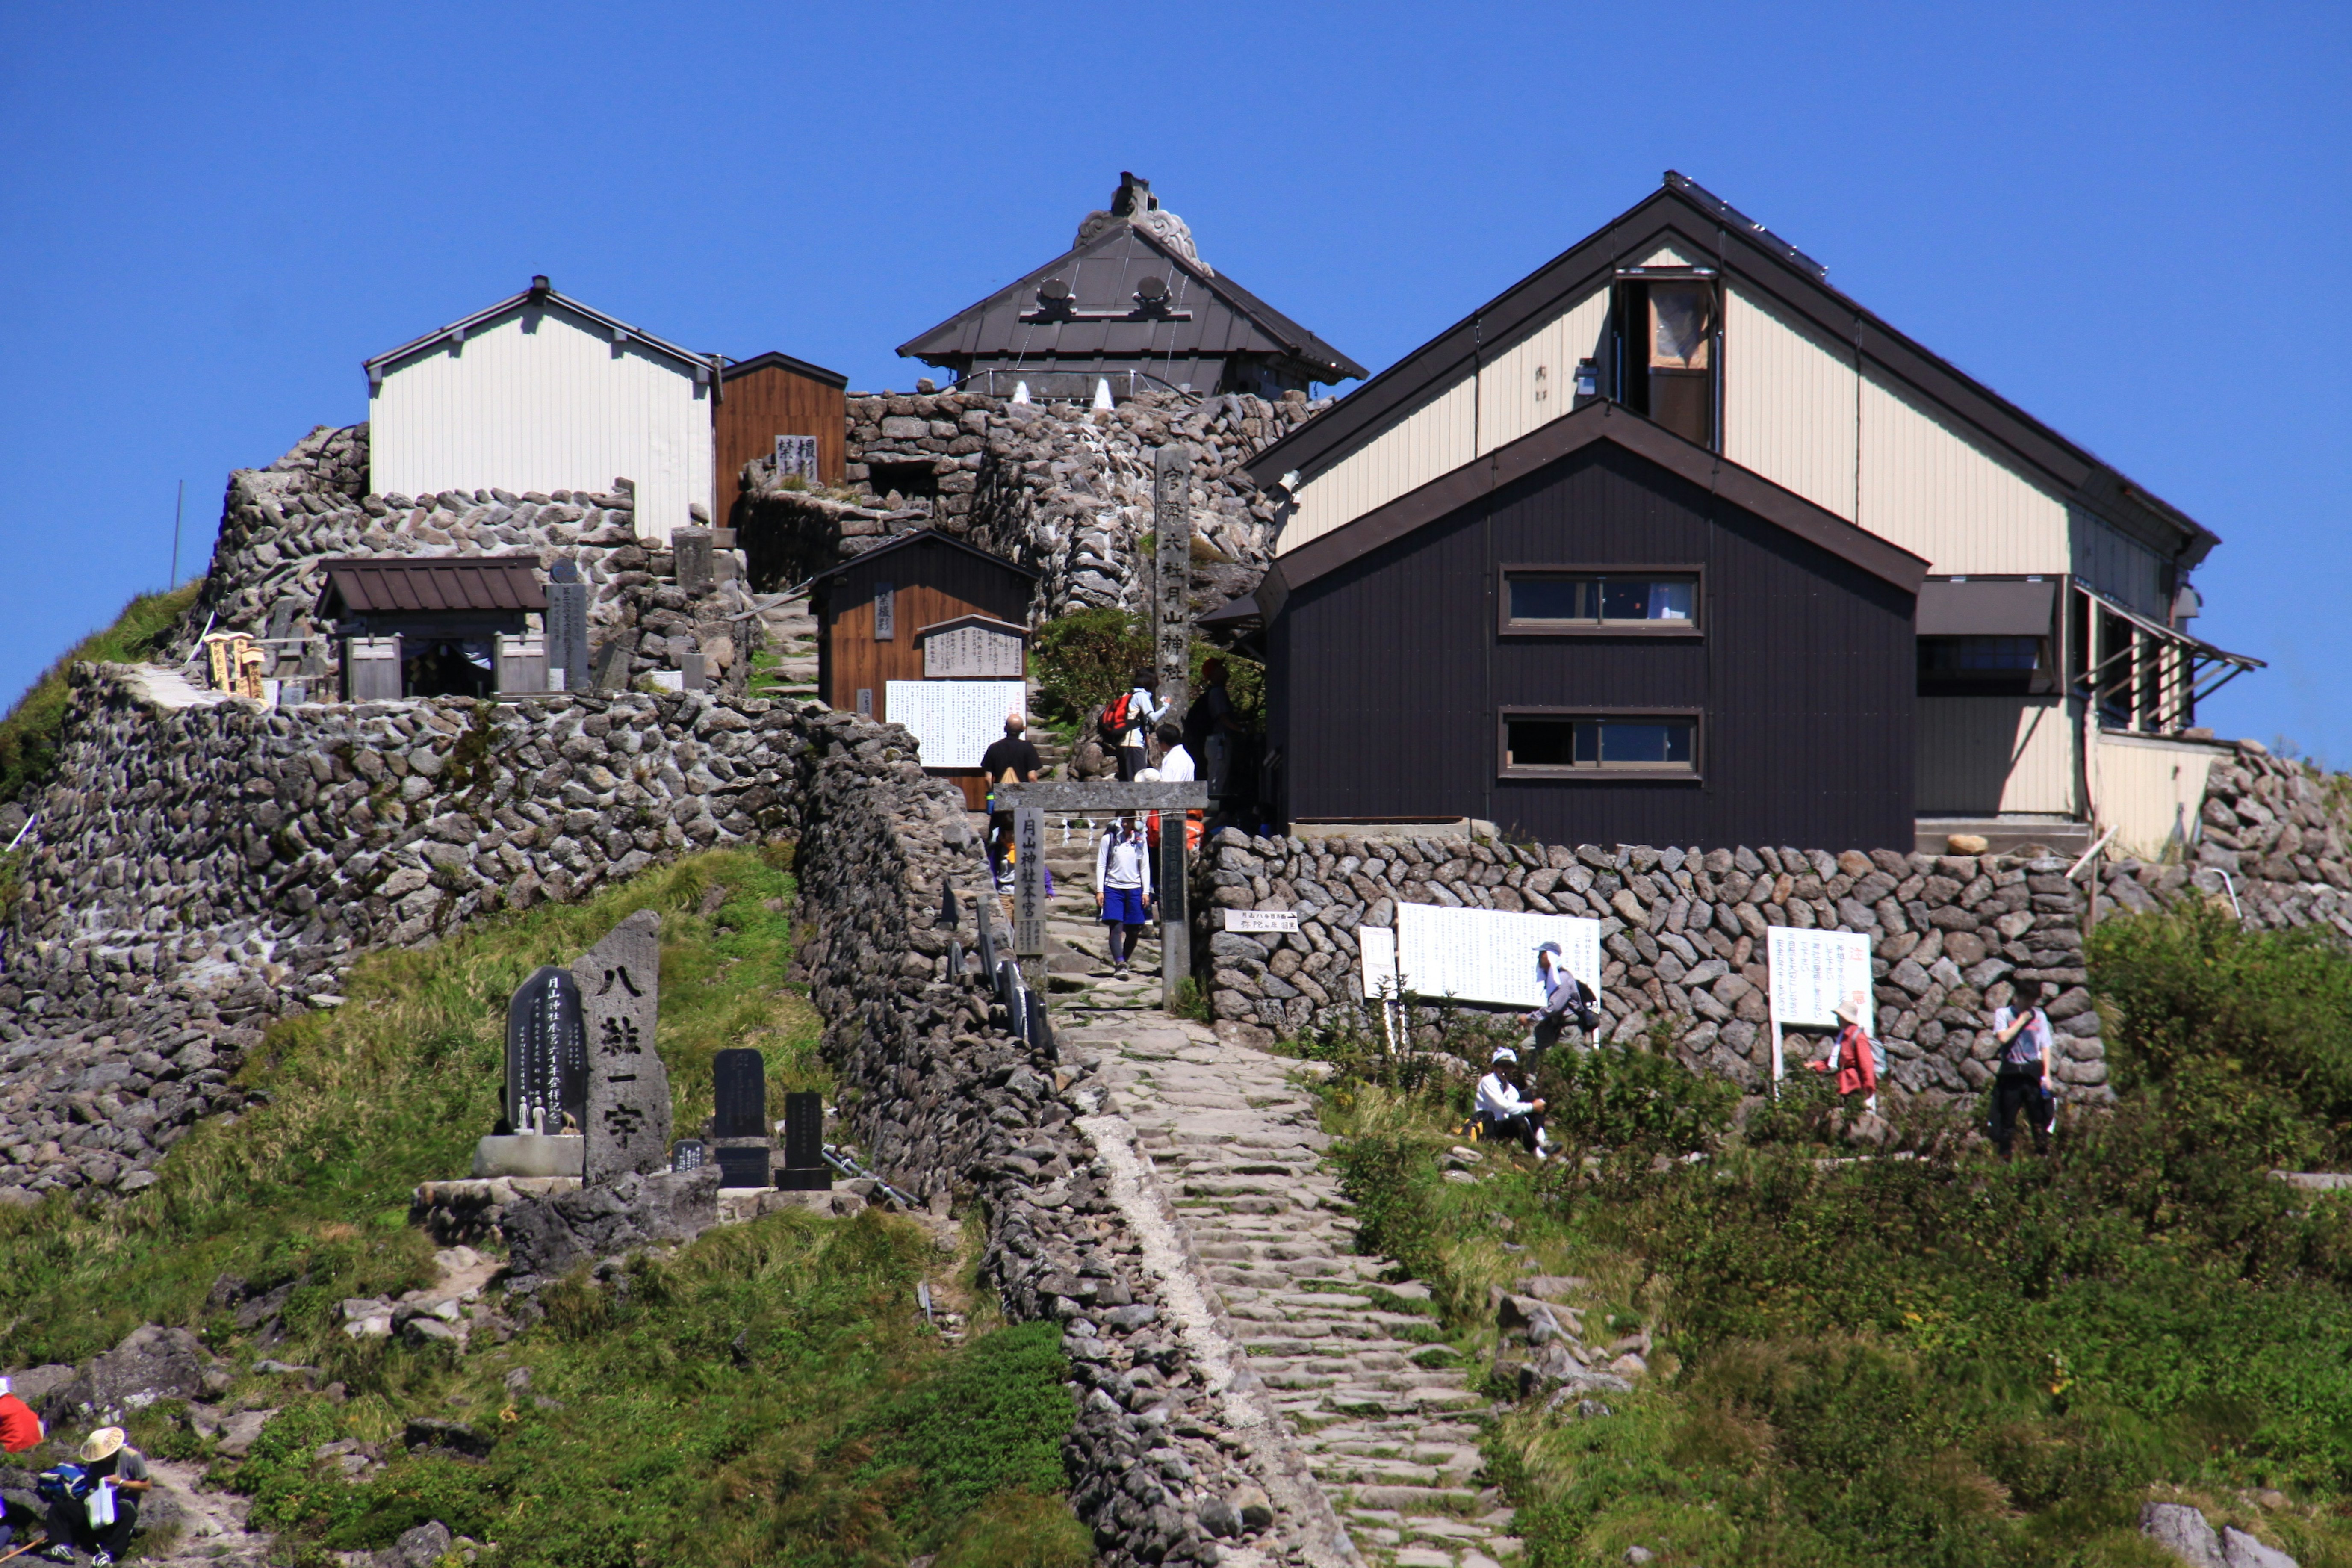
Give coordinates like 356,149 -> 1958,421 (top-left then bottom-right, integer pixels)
996,780 -> 1210,1010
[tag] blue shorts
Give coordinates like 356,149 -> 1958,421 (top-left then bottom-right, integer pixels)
1102,886 -> 1151,926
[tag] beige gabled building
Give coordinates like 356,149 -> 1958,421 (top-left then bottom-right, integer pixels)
1246,173 -> 2260,856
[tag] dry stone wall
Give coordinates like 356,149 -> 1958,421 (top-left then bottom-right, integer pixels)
1,664 -> 1322,1568
182,425 -> 759,691
739,385 -> 1319,617
2098,742 -> 2352,938
1194,830 -> 2110,1104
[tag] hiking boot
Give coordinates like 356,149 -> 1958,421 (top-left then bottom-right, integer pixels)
92,1553 -> 113,1567
41,1548 -> 74,1564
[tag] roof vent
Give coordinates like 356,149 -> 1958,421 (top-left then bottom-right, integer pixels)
528,274 -> 551,295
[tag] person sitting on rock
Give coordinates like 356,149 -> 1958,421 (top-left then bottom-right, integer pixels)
43,1427 -> 149,1566
1475,1048 -> 1551,1159
0,1376 -> 44,1454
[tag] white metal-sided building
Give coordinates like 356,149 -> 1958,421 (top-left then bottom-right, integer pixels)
365,276 -> 718,543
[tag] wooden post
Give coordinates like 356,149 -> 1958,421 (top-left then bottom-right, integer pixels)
1152,445 -> 1192,721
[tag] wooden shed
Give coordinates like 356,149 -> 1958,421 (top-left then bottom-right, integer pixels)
1260,401 -> 1928,850
809,532 -> 1039,807
716,351 -> 850,523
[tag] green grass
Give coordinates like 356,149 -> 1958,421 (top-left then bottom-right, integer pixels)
1312,910 -> 2352,1567
0,847 -> 1087,1568
0,581 -> 200,805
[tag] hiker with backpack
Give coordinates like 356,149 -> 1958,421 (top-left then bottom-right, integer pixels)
1525,941 -> 1600,1058
1101,672 -> 1167,781
1988,980 -> 2057,1158
38,1428 -> 148,1565
1094,811 -> 1155,973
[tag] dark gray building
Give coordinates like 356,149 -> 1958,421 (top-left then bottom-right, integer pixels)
897,174 -> 1366,403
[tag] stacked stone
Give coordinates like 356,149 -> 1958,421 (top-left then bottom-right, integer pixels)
1194,830 -> 2107,1105
777,707 -> 1343,1568
1,660 -> 1307,1567
741,386 -> 1322,618
2097,741 -> 2352,938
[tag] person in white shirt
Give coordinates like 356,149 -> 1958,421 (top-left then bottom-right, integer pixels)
1151,720 -> 1204,857
1095,812 -> 1155,972
1115,671 -> 1168,781
1474,1047 -> 1550,1157
1988,980 -> 2057,1157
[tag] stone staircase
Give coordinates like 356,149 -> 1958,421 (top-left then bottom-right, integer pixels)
752,591 -> 819,700
1043,871 -> 1522,1568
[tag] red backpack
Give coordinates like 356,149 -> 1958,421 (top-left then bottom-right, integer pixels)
1097,691 -> 1135,742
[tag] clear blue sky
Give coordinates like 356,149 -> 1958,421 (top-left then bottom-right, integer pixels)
3,3 -> 2345,762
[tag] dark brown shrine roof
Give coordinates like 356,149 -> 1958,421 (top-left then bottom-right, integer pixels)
896,198 -> 1367,386
314,555 -> 548,618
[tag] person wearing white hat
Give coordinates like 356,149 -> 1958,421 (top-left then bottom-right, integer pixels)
41,1427 -> 148,1565
1474,1047 -> 1551,1157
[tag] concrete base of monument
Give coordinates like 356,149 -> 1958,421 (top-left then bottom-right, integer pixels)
717,1187 -> 868,1224
471,1134 -> 587,1179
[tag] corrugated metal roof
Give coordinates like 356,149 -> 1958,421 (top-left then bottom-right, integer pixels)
315,556 -> 547,617
365,280 -> 717,384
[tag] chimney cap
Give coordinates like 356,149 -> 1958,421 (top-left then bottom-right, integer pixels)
528,274 -> 552,295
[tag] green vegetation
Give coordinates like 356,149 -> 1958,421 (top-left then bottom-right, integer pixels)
0,849 -> 1082,1568
1029,606 -> 1263,732
1313,909 -> 2352,1566
0,581 -> 200,804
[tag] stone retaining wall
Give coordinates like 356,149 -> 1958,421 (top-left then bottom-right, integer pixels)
1192,830 -> 2109,1103
2099,742 -> 2352,937
0,666 -> 1322,1568
178,425 -> 760,691
741,385 -> 1316,618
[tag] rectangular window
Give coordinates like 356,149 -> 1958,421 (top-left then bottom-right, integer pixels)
1503,714 -> 1698,776
1504,570 -> 1699,631
1918,634 -> 2047,696
1611,270 -> 1719,449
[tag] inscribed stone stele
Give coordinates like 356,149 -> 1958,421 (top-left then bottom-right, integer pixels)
581,910 -> 670,1182
505,966 -> 585,1135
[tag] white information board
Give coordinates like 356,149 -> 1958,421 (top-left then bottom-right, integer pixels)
1765,925 -> 1875,1083
1225,909 -> 1301,933
883,680 -> 1027,768
1358,925 -> 1403,1046
1391,902 -> 1602,1010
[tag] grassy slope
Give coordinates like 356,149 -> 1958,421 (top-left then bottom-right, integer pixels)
1310,910 -> 2352,1568
0,849 -> 1086,1568
0,582 -> 201,806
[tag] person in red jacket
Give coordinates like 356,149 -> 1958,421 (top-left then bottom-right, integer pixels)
1808,1000 -> 1877,1099
0,1376 -> 42,1454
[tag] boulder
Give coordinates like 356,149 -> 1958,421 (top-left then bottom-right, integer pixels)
2222,1527 -> 2299,1568
390,1519 -> 455,1568
501,1166 -> 719,1285
47,1326 -> 220,1422
2141,1502 -> 2223,1568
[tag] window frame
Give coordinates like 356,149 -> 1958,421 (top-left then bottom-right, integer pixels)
1497,706 -> 1706,782
1497,563 -> 1707,638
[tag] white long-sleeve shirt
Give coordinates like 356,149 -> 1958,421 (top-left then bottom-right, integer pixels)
1095,827 -> 1154,896
1119,688 -> 1168,749
1476,1072 -> 1535,1120
1157,744 -> 1196,782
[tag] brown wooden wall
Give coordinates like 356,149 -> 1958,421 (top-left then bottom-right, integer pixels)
717,362 -> 847,523
1271,441 -> 1917,851
814,535 -> 1037,719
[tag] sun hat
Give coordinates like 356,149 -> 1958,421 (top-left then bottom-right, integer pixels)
82,1427 -> 125,1462
1491,1046 -> 1518,1065
1534,941 -> 1562,956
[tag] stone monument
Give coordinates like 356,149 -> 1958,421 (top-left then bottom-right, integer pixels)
777,1090 -> 830,1191
471,964 -> 586,1178
581,910 -> 670,1182
546,557 -> 590,694
711,1048 -> 771,1190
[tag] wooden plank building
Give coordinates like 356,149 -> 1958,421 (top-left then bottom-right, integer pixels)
717,351 -> 849,524
1258,402 -> 1926,850
809,531 -> 1039,807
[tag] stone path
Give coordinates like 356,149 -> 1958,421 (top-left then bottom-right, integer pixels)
1037,845 -> 1520,1568
753,591 -> 819,700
